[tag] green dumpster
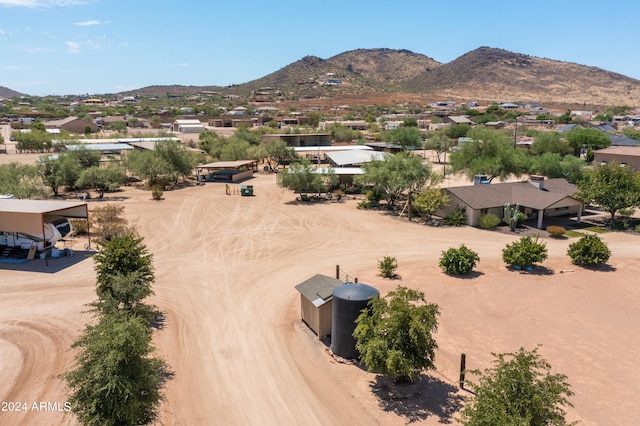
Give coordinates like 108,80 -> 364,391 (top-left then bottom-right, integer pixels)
240,185 -> 254,196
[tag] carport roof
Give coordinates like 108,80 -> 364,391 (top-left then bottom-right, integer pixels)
0,199 -> 88,215
0,199 -> 88,235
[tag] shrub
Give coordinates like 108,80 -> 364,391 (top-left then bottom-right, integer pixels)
636,224 -> 640,233
546,225 -> 566,238
479,213 -> 500,229
502,234 -> 548,269
70,218 -> 89,236
567,234 -> 611,266
378,256 -> 398,279
445,207 -> 467,227
439,244 -> 480,275
151,186 -> 164,200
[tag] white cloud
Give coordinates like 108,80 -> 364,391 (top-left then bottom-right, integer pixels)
75,19 -> 109,26
0,0 -> 88,7
66,40 -> 80,53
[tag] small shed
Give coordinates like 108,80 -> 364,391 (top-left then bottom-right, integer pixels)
294,274 -> 343,340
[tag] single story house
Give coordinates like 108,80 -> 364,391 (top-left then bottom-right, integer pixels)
172,119 -> 206,133
593,146 -> 640,171
44,116 -> 99,134
436,176 -> 583,229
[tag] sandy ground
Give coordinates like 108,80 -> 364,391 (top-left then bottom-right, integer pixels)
1,153 -> 639,425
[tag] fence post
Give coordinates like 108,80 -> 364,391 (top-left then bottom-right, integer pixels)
336,264 -> 340,280
459,353 -> 466,389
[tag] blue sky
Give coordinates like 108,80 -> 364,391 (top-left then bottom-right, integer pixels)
1,0 -> 639,96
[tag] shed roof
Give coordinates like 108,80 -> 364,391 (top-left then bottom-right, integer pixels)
446,178 -> 578,210
295,274 -> 343,307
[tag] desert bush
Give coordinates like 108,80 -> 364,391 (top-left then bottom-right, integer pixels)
567,234 -> 611,266
445,207 -> 467,227
502,234 -> 548,269
546,225 -> 566,238
378,256 -> 398,279
70,218 -> 89,236
151,186 -> 164,200
479,213 -> 500,229
636,224 -> 640,233
439,244 -> 480,275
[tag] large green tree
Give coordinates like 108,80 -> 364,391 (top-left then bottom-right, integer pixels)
355,152 -> 440,208
576,161 -> 640,220
64,311 -> 166,426
93,234 -> 155,291
449,127 -> 529,182
460,347 -> 573,426
0,162 -> 47,198
385,126 -> 422,148
354,286 -> 440,382
530,131 -> 572,156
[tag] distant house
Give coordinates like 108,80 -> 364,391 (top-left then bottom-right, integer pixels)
262,133 -> 331,147
593,146 -> 640,171
444,115 -> 474,126
44,116 -> 99,134
436,176 -> 583,229
172,119 -> 205,133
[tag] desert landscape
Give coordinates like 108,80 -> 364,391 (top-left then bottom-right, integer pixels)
1,149 -> 639,426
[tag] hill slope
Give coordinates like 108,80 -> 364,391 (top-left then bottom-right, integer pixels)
406,46 -> 640,105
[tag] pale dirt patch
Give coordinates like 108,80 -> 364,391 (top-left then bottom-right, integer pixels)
0,154 -> 638,425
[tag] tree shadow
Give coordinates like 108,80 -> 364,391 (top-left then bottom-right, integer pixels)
370,374 -> 464,424
445,270 -> 485,280
508,265 -> 554,276
578,263 -> 617,272
151,309 -> 168,330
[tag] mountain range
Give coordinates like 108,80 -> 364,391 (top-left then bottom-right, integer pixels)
3,47 -> 639,106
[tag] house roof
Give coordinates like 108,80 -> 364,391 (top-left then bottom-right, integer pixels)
295,274 -> 343,307
594,146 -> 640,156
446,178 -> 579,210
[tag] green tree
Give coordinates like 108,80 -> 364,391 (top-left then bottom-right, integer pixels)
0,162 -> 47,198
154,140 -> 198,184
502,235 -> 548,269
385,126 -> 422,148
402,117 -> 418,127
565,127 -> 611,157
93,234 -> 154,290
449,127 -> 529,182
576,162 -> 640,220
439,244 -> 479,275
444,123 -> 470,139
76,165 -> 126,198
530,132 -> 572,156
355,152 -> 440,208
460,346 -> 574,426
423,133 -> 453,163
411,187 -> 450,220
354,286 -> 440,382
64,311 -> 166,426
567,234 -> 611,266
125,149 -> 171,187
280,159 -> 337,197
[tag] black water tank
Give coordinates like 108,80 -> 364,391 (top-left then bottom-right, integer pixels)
331,282 -> 379,359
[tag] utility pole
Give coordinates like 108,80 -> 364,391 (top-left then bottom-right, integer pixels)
513,116 -> 518,149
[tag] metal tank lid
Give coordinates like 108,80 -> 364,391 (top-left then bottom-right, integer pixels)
332,282 -> 379,301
